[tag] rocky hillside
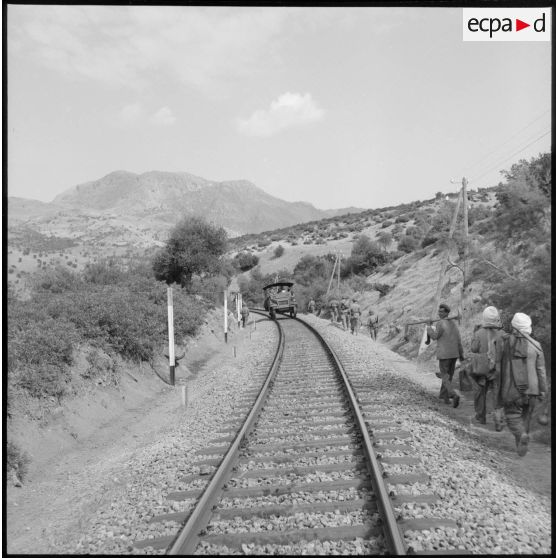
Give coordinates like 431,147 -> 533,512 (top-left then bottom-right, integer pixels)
10,170 -> 363,238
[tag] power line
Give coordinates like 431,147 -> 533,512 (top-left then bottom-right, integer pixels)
470,126 -> 551,181
462,109 -> 551,177
470,129 -> 551,184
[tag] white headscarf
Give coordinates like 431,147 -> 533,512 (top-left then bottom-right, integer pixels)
511,312 -> 532,335
482,306 -> 501,328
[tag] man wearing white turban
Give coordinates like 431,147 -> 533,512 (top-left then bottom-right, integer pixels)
497,312 -> 547,456
470,306 -> 506,428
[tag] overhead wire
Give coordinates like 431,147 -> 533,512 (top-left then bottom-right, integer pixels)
469,129 -> 551,184
461,109 -> 551,178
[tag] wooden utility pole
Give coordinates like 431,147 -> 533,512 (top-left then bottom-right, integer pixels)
336,251 -> 341,299
461,177 -> 469,287
430,192 -> 462,320
325,253 -> 338,299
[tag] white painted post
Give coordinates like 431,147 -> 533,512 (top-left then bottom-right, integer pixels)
167,286 -> 175,386
238,293 -> 243,328
224,290 -> 228,343
236,293 -> 240,329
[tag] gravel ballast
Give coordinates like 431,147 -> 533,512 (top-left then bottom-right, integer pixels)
7,313 -> 552,555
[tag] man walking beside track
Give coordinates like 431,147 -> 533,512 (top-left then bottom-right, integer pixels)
329,298 -> 339,323
427,303 -> 463,408
366,309 -> 378,340
339,297 -> 350,330
349,298 -> 361,335
470,306 -> 505,428
497,312 -> 547,457
307,298 -> 316,315
240,303 -> 250,328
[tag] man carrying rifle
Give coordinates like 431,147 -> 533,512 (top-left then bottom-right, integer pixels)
427,303 -> 464,408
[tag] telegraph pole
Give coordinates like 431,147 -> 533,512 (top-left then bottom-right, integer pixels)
431,192 -> 462,320
461,176 -> 469,287
336,251 -> 341,299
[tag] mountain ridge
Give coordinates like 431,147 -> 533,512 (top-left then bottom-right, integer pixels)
11,170 -> 364,239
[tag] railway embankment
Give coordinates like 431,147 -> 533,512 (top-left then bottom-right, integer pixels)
6,311 -> 551,554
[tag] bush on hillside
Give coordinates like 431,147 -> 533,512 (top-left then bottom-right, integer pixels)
233,251 -> 259,272
372,282 -> 393,297
377,231 -> 392,251
397,236 -> 419,253
7,441 -> 30,482
8,263 -> 209,401
421,235 -> 438,248
381,220 -> 393,228
273,245 -> 285,258
405,225 -> 422,239
343,235 -> 388,276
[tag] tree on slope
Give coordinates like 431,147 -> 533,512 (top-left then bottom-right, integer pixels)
152,217 -> 228,288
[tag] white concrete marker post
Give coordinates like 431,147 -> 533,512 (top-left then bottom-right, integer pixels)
224,290 -> 228,343
167,286 -> 175,386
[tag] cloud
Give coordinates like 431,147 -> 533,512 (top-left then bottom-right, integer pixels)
8,6 -> 294,93
119,102 -> 143,124
237,92 -> 324,137
150,107 -> 176,126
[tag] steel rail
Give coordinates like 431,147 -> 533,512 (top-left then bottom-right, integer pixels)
293,315 -> 408,555
166,309 -> 284,555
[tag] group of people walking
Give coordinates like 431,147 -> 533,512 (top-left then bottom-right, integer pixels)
307,295 -> 546,457
427,303 -> 547,457
307,297 -> 379,339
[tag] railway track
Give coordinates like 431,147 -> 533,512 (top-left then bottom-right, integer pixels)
134,311 -> 460,555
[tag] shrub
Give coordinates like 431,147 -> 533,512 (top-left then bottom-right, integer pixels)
83,260 -> 125,284
8,264 -> 209,400
395,214 -> 409,223
18,363 -> 70,400
377,231 -> 392,251
343,235 -> 388,276
397,236 -> 419,253
274,245 -> 285,258
421,236 -> 438,248
7,441 -> 30,482
381,220 -> 393,228
405,225 -> 422,239
372,283 -> 393,297
234,251 -> 259,272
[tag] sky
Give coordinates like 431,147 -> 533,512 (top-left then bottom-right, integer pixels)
7,5 -> 553,210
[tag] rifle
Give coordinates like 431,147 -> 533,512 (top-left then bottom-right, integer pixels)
404,314 -> 461,338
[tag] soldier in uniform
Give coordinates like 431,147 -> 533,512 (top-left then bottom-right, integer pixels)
329,298 -> 339,323
349,298 -> 361,334
366,309 -> 379,340
339,297 -> 350,330
307,298 -> 316,314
